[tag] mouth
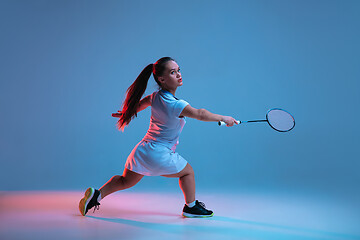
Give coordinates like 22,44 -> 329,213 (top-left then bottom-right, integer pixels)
178,78 -> 182,83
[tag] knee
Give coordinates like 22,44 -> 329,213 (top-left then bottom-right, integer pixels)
188,165 -> 195,177
111,175 -> 122,182
120,175 -> 138,189
112,175 -> 129,187
182,164 -> 195,178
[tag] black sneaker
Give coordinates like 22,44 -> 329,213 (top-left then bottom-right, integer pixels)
182,200 -> 214,218
79,187 -> 101,216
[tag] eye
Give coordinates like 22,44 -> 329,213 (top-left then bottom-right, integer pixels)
178,68 -> 181,72
171,71 -> 175,74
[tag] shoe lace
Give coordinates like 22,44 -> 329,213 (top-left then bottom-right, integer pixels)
93,202 -> 100,213
198,201 -> 206,209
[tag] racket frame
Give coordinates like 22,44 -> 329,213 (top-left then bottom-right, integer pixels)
266,108 -> 295,132
218,108 -> 295,132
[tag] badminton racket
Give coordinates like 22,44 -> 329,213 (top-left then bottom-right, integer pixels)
218,108 -> 295,132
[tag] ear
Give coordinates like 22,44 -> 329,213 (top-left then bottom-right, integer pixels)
158,76 -> 165,83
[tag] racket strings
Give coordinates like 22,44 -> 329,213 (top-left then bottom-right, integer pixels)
267,109 -> 295,132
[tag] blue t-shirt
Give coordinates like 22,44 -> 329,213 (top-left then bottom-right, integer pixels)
142,89 -> 189,151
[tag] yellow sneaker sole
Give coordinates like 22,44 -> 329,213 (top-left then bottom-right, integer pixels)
79,187 -> 95,216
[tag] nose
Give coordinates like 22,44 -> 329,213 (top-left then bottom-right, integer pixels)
177,71 -> 181,77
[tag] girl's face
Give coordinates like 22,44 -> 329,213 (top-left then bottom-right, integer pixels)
159,61 -> 183,90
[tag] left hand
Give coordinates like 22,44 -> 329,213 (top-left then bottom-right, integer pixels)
111,110 -> 122,118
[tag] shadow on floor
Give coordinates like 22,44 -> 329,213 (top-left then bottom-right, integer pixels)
86,215 -> 359,240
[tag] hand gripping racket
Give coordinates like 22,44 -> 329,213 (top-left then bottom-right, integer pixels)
218,108 -> 295,132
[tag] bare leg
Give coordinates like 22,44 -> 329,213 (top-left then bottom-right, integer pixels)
99,168 -> 144,199
161,163 -> 195,204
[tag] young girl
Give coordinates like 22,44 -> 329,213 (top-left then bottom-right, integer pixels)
79,57 -> 238,218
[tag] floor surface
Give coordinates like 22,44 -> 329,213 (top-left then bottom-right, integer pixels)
0,190 -> 359,240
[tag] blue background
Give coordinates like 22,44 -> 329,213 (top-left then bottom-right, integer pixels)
1,0 -> 359,200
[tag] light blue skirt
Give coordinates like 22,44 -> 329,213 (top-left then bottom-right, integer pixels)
125,140 -> 188,176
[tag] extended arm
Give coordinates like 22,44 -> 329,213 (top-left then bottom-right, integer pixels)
180,105 -> 238,126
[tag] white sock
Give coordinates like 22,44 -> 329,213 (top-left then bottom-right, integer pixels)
97,190 -> 102,202
186,200 -> 196,208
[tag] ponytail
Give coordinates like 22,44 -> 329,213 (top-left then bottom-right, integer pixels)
116,63 -> 153,132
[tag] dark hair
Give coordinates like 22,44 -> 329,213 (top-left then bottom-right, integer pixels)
116,57 -> 176,131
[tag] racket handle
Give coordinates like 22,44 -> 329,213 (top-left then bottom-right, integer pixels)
218,120 -> 241,126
